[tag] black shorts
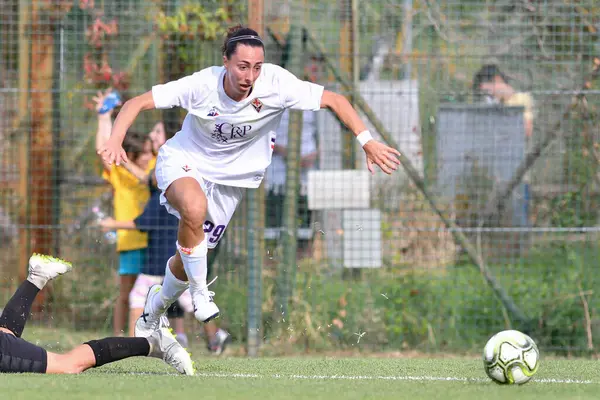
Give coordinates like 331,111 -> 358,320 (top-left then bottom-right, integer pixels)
0,331 -> 47,373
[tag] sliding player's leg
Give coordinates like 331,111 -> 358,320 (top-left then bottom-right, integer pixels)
0,255 -> 192,375
1,327 -> 194,375
0,254 -> 72,338
46,328 -> 193,375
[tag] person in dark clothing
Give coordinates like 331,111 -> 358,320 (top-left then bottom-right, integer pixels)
0,254 -> 193,374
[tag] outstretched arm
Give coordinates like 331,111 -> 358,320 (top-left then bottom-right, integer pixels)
320,90 -> 367,135
97,91 -> 155,166
319,90 -> 401,175
111,91 -> 156,144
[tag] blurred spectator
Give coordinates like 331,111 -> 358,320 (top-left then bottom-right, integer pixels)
265,57 -> 321,256
472,64 -> 534,138
266,110 -> 318,227
472,64 -> 535,225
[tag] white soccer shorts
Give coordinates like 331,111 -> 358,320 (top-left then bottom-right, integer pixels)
155,143 -> 245,249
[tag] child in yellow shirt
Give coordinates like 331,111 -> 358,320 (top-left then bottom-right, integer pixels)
102,134 -> 154,336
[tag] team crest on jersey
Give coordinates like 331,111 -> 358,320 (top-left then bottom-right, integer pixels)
251,98 -> 263,113
207,107 -> 219,117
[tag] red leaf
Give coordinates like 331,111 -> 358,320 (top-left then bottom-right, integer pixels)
99,60 -> 113,82
86,18 -> 118,48
83,54 -> 94,75
112,72 -> 131,91
106,19 -> 118,36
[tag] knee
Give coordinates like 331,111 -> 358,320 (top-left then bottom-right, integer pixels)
166,180 -> 207,228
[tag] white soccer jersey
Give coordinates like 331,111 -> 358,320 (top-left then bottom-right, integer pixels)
151,63 -> 325,188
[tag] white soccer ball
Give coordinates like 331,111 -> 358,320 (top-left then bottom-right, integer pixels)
483,329 -> 540,385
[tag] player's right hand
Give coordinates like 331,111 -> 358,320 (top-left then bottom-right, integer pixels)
97,138 -> 129,166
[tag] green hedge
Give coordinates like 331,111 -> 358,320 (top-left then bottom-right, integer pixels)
48,240 -> 600,356
210,242 -> 600,355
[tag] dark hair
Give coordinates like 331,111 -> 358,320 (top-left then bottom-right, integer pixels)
122,131 -> 149,162
221,25 -> 264,59
153,120 -> 174,141
472,64 -> 508,91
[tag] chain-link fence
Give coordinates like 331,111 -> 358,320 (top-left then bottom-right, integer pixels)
1,0 -> 599,355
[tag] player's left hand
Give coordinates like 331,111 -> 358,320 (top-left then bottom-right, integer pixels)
363,140 -> 401,175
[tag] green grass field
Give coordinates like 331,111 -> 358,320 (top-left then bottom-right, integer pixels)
2,325 -> 595,399
3,355 -> 600,400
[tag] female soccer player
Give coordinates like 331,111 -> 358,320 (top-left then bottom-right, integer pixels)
97,25 -> 401,336
0,254 -> 194,375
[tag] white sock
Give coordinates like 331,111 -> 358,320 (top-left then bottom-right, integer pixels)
152,257 -> 189,313
177,240 -> 208,292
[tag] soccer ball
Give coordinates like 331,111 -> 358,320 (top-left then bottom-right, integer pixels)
483,329 -> 540,385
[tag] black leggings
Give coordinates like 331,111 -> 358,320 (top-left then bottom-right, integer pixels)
0,331 -> 47,373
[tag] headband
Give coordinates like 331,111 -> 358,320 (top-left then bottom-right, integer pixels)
226,35 -> 263,46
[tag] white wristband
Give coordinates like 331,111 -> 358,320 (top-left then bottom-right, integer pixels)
356,130 -> 373,147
